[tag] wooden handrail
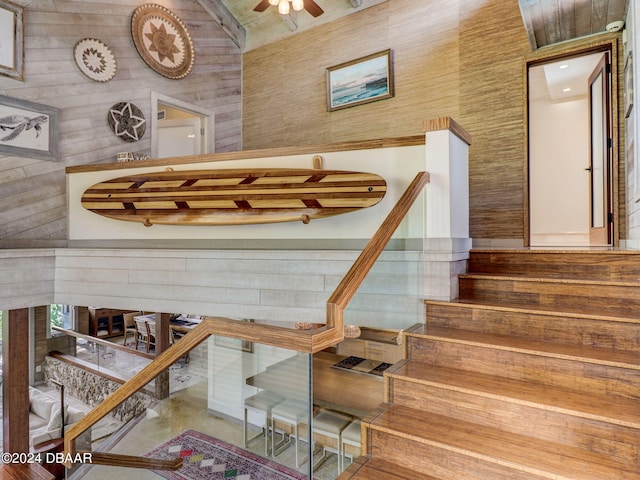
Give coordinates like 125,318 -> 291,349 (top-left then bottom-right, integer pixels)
79,451 -> 182,470
327,172 -> 430,313
63,171 -> 430,470
66,135 -> 425,174
63,320 -> 211,466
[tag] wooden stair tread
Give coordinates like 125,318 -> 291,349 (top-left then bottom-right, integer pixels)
370,405 -> 638,480
459,272 -> 640,287
341,457 -> 442,480
388,361 -> 640,428
424,298 -> 640,324
408,325 -> 640,369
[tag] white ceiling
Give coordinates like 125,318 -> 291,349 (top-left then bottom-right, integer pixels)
529,52 -> 605,104
542,53 -> 605,100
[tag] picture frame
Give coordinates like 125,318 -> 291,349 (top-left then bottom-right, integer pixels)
0,94 -> 59,161
326,49 -> 394,112
214,335 -> 253,353
625,51 -> 634,119
0,0 -> 24,81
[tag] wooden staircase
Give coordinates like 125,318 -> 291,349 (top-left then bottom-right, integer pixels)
340,249 -> 640,480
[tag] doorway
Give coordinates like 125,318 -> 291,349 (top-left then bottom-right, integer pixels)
150,92 -> 214,159
527,46 -> 615,247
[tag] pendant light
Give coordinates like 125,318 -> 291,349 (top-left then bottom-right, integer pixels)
278,0 -> 290,14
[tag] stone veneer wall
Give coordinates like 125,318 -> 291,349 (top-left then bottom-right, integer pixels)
43,357 -> 155,422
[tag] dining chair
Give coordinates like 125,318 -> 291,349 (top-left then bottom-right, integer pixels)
146,320 -> 157,353
134,318 -> 154,352
123,311 -> 141,347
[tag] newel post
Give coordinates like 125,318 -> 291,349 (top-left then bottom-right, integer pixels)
423,117 -> 472,300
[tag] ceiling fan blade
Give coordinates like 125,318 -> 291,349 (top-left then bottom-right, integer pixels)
253,0 -> 271,12
304,0 -> 324,17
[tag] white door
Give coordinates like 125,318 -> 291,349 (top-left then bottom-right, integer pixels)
157,118 -> 202,158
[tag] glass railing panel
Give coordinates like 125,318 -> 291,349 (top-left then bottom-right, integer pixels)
71,335 -> 313,480
318,203 -> 426,475
72,338 -> 154,385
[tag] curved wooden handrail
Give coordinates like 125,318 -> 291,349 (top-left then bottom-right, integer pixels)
63,171 -> 430,470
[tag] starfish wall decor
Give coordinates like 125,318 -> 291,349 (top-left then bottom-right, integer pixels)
107,102 -> 146,142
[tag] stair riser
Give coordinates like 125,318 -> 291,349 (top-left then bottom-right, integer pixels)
388,377 -> 640,462
368,429 -> 550,480
425,303 -> 640,353
408,336 -> 640,400
458,277 -> 640,310
469,252 -> 640,280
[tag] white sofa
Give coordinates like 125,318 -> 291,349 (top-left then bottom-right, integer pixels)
28,387 -> 86,447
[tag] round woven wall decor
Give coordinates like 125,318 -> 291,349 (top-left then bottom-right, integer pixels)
131,3 -> 195,80
107,102 -> 146,142
74,38 -> 117,82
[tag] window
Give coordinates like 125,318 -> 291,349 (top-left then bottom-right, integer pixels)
49,304 -> 74,335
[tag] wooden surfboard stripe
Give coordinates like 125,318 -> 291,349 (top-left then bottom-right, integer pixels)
82,168 -> 387,225
84,179 -> 386,193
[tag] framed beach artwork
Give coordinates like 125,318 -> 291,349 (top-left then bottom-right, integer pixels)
0,94 -> 59,161
0,0 -> 24,81
326,49 -> 394,112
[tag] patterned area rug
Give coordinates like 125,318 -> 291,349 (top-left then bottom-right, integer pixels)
331,355 -> 392,377
145,430 -> 307,480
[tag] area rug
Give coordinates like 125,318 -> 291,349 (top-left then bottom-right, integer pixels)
145,429 -> 307,480
331,356 -> 392,377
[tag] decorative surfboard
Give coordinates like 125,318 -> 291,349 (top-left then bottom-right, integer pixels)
81,168 -> 387,226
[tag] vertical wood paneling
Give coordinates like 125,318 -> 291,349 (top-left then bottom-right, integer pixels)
0,0 -> 241,246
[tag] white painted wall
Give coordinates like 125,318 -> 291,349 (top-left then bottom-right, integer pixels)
529,97 -> 590,245
625,4 -> 640,247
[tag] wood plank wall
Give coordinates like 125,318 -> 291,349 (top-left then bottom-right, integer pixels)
0,0 -> 241,247
242,0 -> 625,243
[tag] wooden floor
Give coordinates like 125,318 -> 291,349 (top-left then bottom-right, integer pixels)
0,463 -> 55,480
340,249 -> 640,480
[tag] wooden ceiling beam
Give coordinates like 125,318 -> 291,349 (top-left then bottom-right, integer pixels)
196,0 -> 247,50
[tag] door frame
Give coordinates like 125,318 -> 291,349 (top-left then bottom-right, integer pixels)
523,38 -> 621,247
150,92 -> 214,158
588,53 -> 613,245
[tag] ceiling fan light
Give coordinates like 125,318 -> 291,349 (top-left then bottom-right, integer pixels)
268,0 -> 279,5
292,0 -> 304,11
278,0 -> 290,14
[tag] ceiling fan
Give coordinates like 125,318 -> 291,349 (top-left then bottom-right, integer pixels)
253,0 -> 324,17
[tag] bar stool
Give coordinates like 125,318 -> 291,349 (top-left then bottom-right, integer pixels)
243,390 -> 285,456
312,409 -> 352,474
271,398 -> 309,468
341,419 -> 361,472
